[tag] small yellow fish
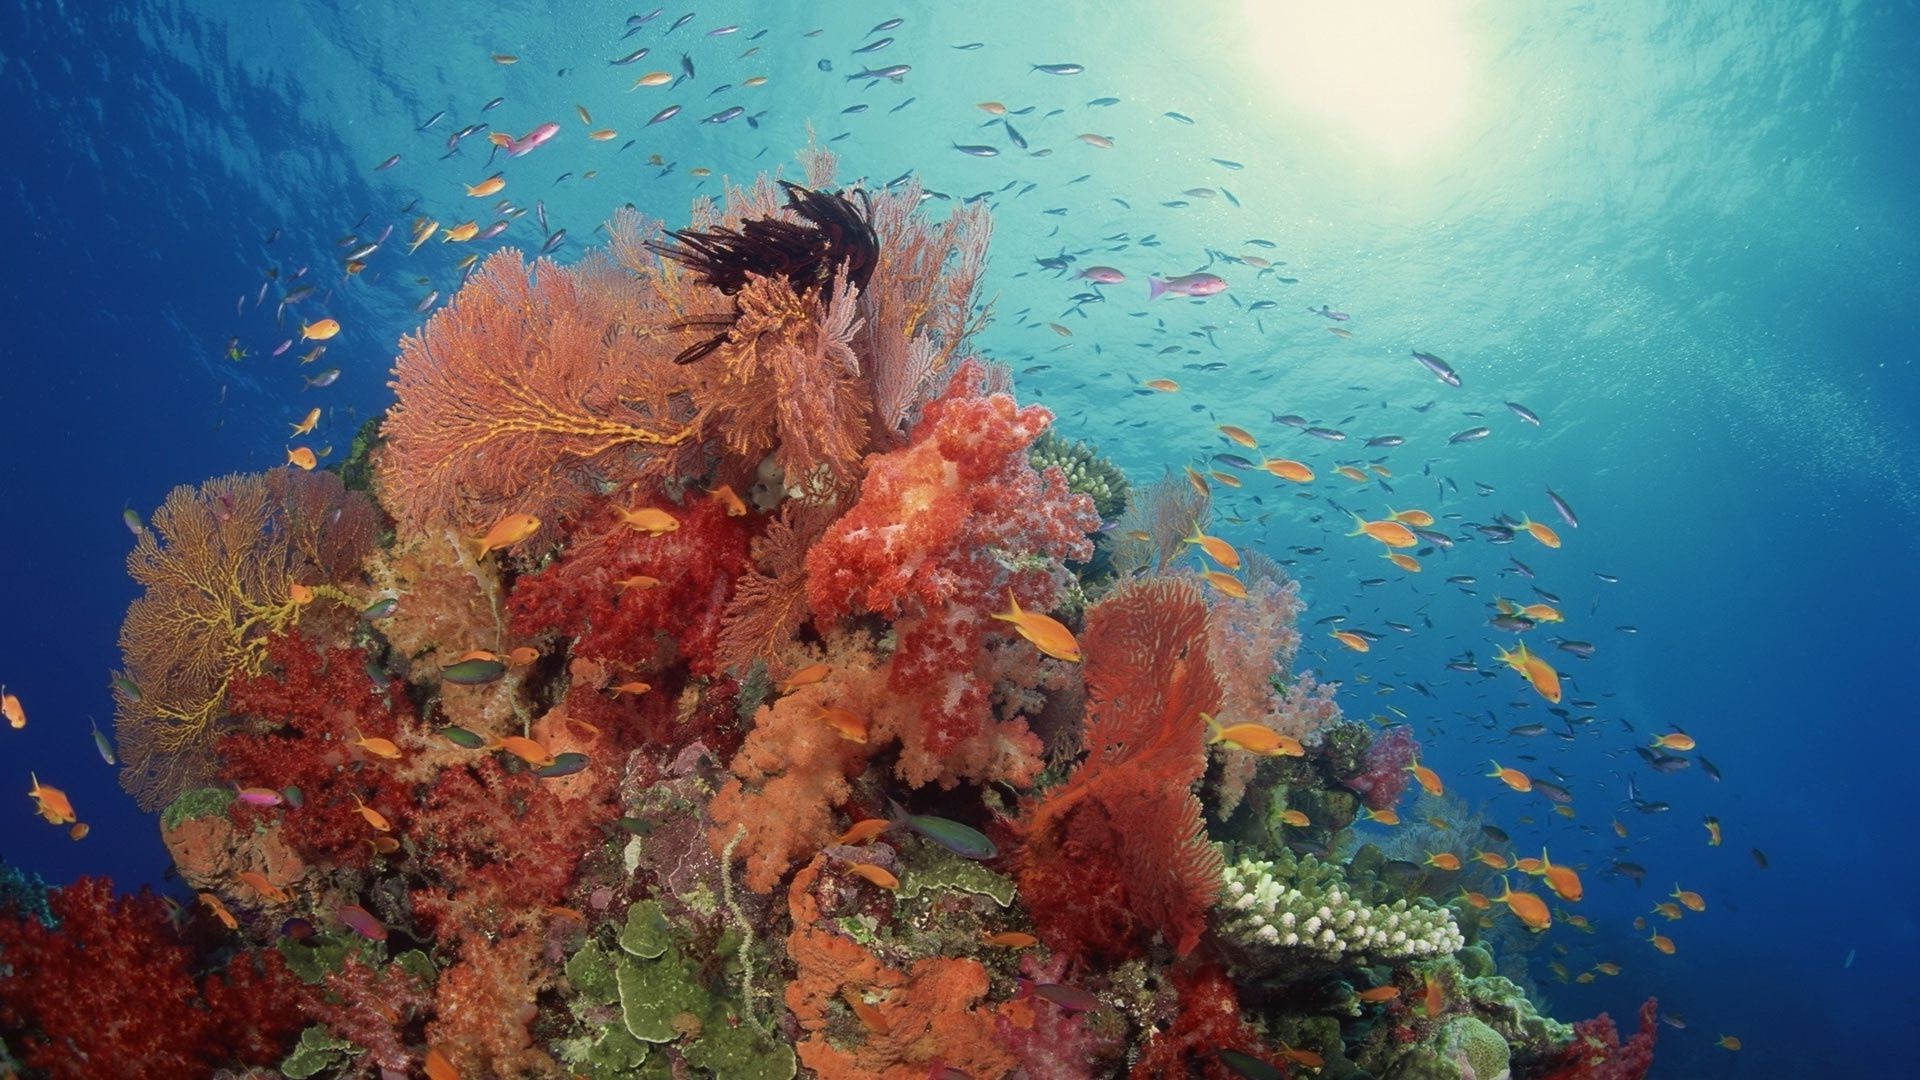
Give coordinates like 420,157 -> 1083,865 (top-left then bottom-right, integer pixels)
1279,809 -> 1311,827
465,174 -> 506,198
300,318 -> 340,341
290,407 -> 321,435
286,446 -> 318,471
352,728 -> 402,761
442,221 -> 480,243
1265,458 -> 1314,483
1650,731 -> 1696,752
977,101 -> 1008,115
1519,515 -> 1562,548
632,71 -> 673,88
1349,514 -> 1418,548
1202,713 -> 1303,757
1183,526 -> 1241,570
1144,378 -> 1180,392
1386,552 -> 1422,573
1331,630 -> 1371,653
1201,570 -> 1248,600
992,591 -> 1081,663
742,75 -> 768,88
1218,424 -> 1257,449
1487,760 -> 1532,792
588,128 -> 618,141
2,688 -> 25,729
469,512 -> 541,559
28,773 -> 75,825
617,506 -> 679,535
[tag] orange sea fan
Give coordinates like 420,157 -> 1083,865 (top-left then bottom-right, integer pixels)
714,498 -> 840,678
376,247 -> 710,537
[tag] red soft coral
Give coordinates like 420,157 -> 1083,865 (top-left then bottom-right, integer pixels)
1535,997 -> 1660,1080
1131,965 -> 1281,1080
0,878 -> 302,1078
806,359 -> 1097,781
217,633 -> 419,869
508,495 -> 754,678
1015,577 -> 1224,963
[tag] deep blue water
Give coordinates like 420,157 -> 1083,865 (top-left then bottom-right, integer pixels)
1,1 -> 1915,1075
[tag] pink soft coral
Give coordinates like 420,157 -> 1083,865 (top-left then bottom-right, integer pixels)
1345,724 -> 1420,811
1536,997 -> 1660,1080
806,359 -> 1097,783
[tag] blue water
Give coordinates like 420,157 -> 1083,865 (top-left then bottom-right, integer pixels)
1,1 -> 1915,1074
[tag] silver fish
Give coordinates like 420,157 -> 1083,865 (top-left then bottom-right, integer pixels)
1448,426 -> 1492,444
1546,487 -> 1579,528
1412,350 -> 1462,387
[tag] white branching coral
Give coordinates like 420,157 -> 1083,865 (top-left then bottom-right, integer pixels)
1216,851 -> 1464,968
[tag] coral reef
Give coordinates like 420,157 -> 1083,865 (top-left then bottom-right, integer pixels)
22,154 -> 1636,1080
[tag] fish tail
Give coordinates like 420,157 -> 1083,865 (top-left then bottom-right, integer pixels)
1147,276 -> 1167,301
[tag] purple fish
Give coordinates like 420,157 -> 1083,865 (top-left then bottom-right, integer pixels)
1148,272 -> 1227,300
1078,265 -> 1125,284
271,338 -> 292,357
477,220 -> 510,240
337,904 -> 387,941
1031,981 -> 1101,1012
233,785 -> 284,807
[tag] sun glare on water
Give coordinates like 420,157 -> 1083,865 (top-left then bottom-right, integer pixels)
1244,0 -> 1476,161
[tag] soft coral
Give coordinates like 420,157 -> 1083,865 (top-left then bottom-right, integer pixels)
1535,997 -> 1660,1080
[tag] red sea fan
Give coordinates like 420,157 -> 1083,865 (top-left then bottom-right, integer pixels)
0,878 -> 302,1078
1344,724 -> 1420,811
1015,577 -> 1225,963
1535,997 -> 1660,1080
806,359 -> 1098,782
507,496 -> 754,677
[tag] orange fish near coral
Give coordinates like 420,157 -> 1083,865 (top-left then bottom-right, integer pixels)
1218,424 -> 1257,449
1349,513 -> 1418,548
497,735 -> 557,768
199,891 -> 239,930
1331,630 -> 1370,652
352,728 -> 402,760
614,575 -> 663,591
1459,889 -> 1491,910
1494,878 -> 1552,931
468,512 -> 541,560
237,871 -> 292,903
708,484 -> 749,516
290,407 -> 321,436
1183,526 -> 1242,570
1651,731 -> 1696,752
843,989 -> 891,1034
286,446 -> 318,471
835,819 -> 890,846
1536,848 -> 1584,902
425,1047 -> 462,1080
819,707 -> 869,744
1424,973 -> 1446,1017
1265,458 -> 1315,482
1202,570 -> 1248,600
1474,850 -> 1509,870
300,318 -> 340,341
1388,507 -> 1435,527
617,506 -> 679,535
780,663 -> 832,691
1279,809 -> 1311,827
983,931 -> 1039,948
1425,852 -> 1462,871
28,773 -> 74,825
1364,807 -> 1400,826
2,687 -> 24,729
352,794 -> 392,833
991,591 -> 1081,663
1407,758 -> 1444,796
1203,713 -> 1304,757
609,681 -> 652,697
846,862 -> 899,890
464,173 -> 506,197
1355,985 -> 1401,1002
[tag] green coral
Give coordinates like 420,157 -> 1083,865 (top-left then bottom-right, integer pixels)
562,899 -> 794,1080
159,787 -> 234,830
1440,1016 -> 1510,1080
280,1024 -> 360,1079
897,837 -> 1016,908
1030,431 -> 1130,519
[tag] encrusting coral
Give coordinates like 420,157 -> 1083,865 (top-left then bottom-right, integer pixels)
11,150 -> 1643,1080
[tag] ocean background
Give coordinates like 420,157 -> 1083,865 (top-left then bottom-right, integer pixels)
1,1 -> 1914,1074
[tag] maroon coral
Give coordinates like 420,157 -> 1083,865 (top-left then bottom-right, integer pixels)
806,359 -> 1098,784
1132,965 -> 1281,1080
0,878 -> 302,1078
1535,997 -> 1660,1080
1015,577 -> 1224,962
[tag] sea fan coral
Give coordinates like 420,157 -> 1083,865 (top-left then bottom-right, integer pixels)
117,468 -> 378,810
1016,576 -> 1224,962
376,247 -> 707,537
806,359 -> 1098,784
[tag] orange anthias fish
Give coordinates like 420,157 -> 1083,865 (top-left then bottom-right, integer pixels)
1458,889 -> 1491,910
1355,985 -> 1400,1002
290,407 -> 321,436
352,794 -> 392,833
465,174 -> 507,198
780,663 -> 832,691
609,681 -> 652,697
469,512 -> 541,559
1671,885 -> 1706,912
199,891 -> 239,930
1494,877 -> 1552,931
835,819 -> 890,846
614,574 -> 663,592
1331,630 -> 1371,652
1279,809 -> 1311,827
1653,901 -> 1684,920
1144,378 -> 1180,392
300,318 -> 341,341
819,707 -> 869,744
1519,515 -> 1562,548
1218,424 -> 1258,449
1202,570 -> 1248,600
1474,850 -> 1509,870
1386,552 -> 1422,573
496,735 -> 557,768
1388,507 -> 1435,527
1407,758 -> 1444,796
1203,713 -> 1304,757
843,989 -> 891,1034
1536,848 -> 1584,902
507,646 -> 540,667
992,591 -> 1082,662
1265,458 -> 1315,482
1183,526 -> 1242,570
1494,642 -> 1562,703
617,506 -> 680,535
1717,1035 -> 1741,1051
425,1046 -> 462,1080
1649,932 -> 1676,955
1185,466 -> 1211,497
846,862 -> 899,890
353,728 -> 402,760
1277,1043 -> 1324,1068
1424,973 -> 1446,1017
1651,731 -> 1696,752
288,582 -> 316,606
2,687 -> 25,728
708,484 -> 748,516
1334,465 -> 1369,483
1349,513 -> 1418,548
1425,852 -> 1462,871
983,931 -> 1039,948
28,773 -> 75,825
442,220 -> 480,243
237,870 -> 292,903
1704,817 -> 1722,846
1364,807 -> 1400,826
286,446 -> 318,471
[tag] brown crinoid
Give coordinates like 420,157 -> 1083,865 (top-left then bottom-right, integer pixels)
649,180 -> 879,363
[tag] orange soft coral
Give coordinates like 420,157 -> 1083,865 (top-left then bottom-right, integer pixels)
785,855 -> 1020,1080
